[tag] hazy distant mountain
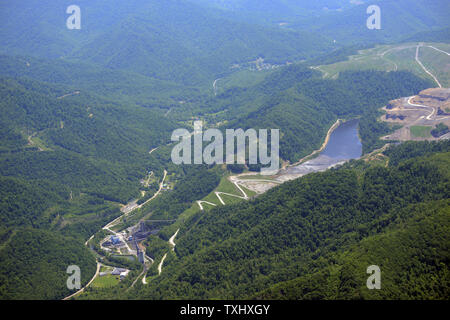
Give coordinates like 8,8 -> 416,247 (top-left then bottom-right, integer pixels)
190,0 -> 450,44
301,0 -> 450,44
0,0 -> 331,85
189,0 -> 352,15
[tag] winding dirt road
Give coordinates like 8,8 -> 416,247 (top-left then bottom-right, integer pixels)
415,45 -> 442,88
63,262 -> 101,300
57,91 -> 80,100
214,179 -> 248,205
407,96 -> 450,121
158,254 -> 167,275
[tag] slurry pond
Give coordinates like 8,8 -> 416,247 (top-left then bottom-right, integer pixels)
283,119 -> 362,177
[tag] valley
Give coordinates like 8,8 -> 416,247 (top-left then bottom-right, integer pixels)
0,0 -> 449,302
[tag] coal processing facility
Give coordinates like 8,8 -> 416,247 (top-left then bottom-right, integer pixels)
125,220 -> 174,263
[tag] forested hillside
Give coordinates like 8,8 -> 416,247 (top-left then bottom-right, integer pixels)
0,228 -> 97,300
0,72 -> 181,299
0,69 -> 225,299
0,77 -> 177,202
0,57 -> 435,300
4,0 -> 444,87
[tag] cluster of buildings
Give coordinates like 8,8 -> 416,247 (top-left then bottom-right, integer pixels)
99,267 -> 130,280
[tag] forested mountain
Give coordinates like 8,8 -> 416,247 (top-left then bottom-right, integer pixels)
0,0 -> 448,302
2,0 -> 447,87
0,47 -> 437,301
1,0 -> 447,88
132,141 -> 449,300
192,0 -> 449,45
0,228 -> 97,300
0,67 -> 227,298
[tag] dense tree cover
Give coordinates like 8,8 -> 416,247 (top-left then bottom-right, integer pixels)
144,235 -> 171,261
191,0 -> 449,47
0,0 -> 332,87
136,188 -> 158,205
0,176 -> 66,228
431,123 -> 449,138
0,54 -> 196,106
0,1 -> 447,301
190,0 -> 353,24
291,0 -> 449,45
132,141 -> 449,299
0,150 -> 138,203
104,255 -> 141,271
141,165 -> 221,222
59,205 -> 122,241
226,164 -> 245,174
0,228 -> 96,300
0,174 -> 123,240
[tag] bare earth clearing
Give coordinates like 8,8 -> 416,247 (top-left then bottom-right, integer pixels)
382,88 -> 450,141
